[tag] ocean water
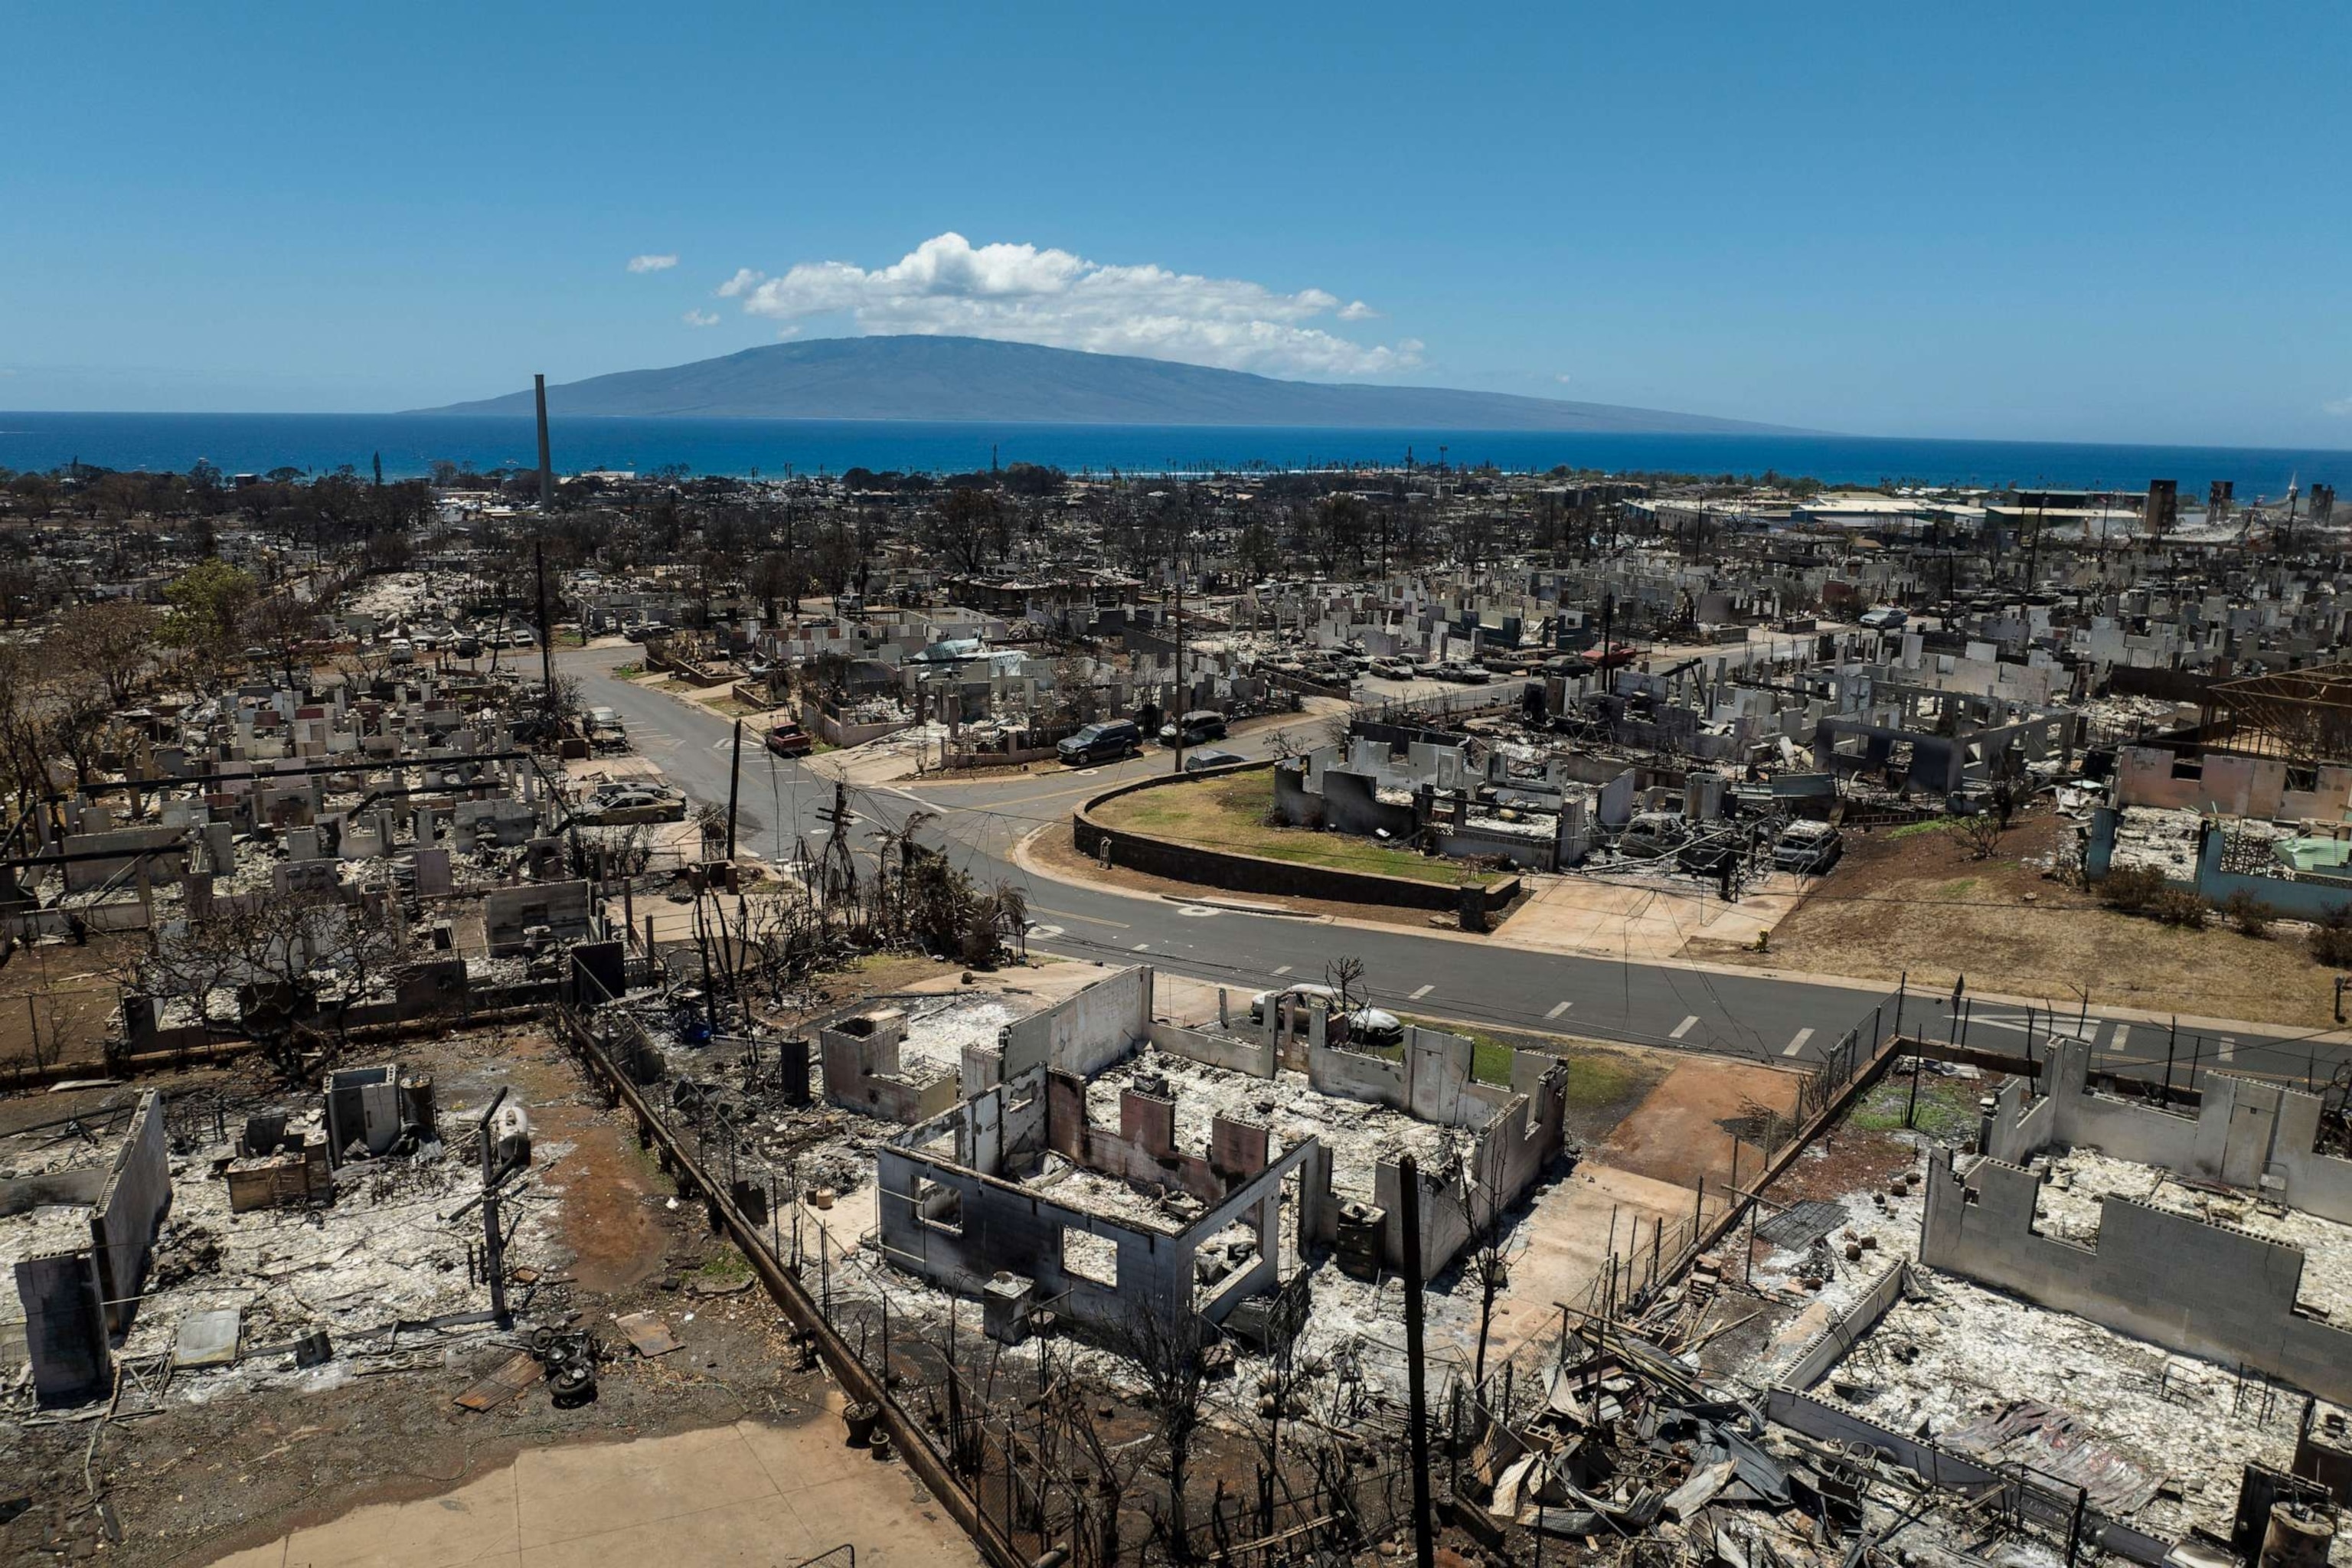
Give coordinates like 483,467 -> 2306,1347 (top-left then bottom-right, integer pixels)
2,410 -> 2347,495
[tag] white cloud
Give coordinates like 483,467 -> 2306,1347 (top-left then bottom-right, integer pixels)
726,232 -> 1413,377
683,310 -> 720,328
626,253 -> 679,273
1555,374 -> 1574,385
2325,394 -> 2352,417
1337,300 -> 1380,322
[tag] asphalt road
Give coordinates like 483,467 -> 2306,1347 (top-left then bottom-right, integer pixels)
562,645 -> 2352,1099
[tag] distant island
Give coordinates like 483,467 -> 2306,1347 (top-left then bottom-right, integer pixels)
416,335 -> 1803,433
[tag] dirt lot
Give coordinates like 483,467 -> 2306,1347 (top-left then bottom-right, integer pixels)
0,935 -> 135,1074
1595,1057 -> 1807,1192
1710,807 -> 2343,1027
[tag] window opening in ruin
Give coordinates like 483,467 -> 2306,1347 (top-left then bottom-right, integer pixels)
1063,1225 -> 1118,1287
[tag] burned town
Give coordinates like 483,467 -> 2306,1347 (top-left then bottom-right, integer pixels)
2,439 -> 2350,1568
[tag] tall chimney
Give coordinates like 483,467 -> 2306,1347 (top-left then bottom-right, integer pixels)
534,373 -> 554,508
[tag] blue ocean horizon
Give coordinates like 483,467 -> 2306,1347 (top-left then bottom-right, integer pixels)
2,411 -> 2347,495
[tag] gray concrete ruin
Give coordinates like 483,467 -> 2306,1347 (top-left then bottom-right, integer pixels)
1918,1038 -> 2352,1403
1982,1037 -> 2352,1223
868,965 -> 1571,1342
0,1093 -> 172,1403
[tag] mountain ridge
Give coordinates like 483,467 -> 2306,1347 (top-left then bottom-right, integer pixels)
414,336 -> 1808,434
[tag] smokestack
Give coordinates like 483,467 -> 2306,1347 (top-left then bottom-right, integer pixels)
534,374 -> 554,509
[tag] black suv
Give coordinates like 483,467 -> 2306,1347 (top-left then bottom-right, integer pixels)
1057,720 -> 1144,765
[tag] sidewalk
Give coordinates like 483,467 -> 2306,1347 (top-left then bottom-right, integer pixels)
204,1396 -> 979,1568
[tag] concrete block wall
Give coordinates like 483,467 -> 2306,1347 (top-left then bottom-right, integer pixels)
1304,1025 -> 1479,1128
1920,1149 -> 2352,1403
14,1253 -> 107,1405
821,1012 -> 959,1125
484,880 -> 591,954
999,965 -> 1149,1082
1986,1039 -> 2352,1223
1147,1018 -> 1273,1077
90,1093 -> 170,1335
1044,1071 -> 1269,1205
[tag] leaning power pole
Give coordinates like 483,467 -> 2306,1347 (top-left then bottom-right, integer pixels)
534,373 -> 554,509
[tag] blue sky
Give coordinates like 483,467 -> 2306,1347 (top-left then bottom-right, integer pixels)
5,1 -> 2347,446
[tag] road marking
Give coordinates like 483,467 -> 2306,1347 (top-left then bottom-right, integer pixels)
2218,1037 -> 2236,1061
1272,965 -> 1293,976
1782,1027 -> 1815,1057
1964,1013 -> 2096,1044
1033,906 -> 1128,929
2110,1024 -> 2130,1053
1409,984 -> 1435,1000
1669,1015 -> 1700,1040
1133,942 -> 1152,952
1176,905 -> 1220,918
1546,1001 -> 1573,1020
1025,923 -> 1066,940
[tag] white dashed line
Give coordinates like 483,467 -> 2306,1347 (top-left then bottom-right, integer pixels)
1669,1016 -> 1700,1040
1132,942 -> 1152,952
1272,965 -> 1292,976
1546,1001 -> 1573,1020
1409,984 -> 1435,1000
2218,1037 -> 2236,1061
1782,1027 -> 1815,1057
2109,1024 -> 2130,1052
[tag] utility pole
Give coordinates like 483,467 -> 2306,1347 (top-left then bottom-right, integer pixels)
534,537 -> 554,719
1397,1154 -> 1436,1568
475,1087 -> 514,1328
1171,578 -> 1185,774
534,373 -> 554,510
726,718 -> 743,861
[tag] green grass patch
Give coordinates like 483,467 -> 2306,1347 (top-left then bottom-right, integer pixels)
1932,877 -> 1979,900
1851,1076 -> 1978,1139
1096,770 -> 1498,887
691,1246 -> 754,1285
1399,1015 -> 1639,1103
609,662 -> 643,679
1885,818 -> 1952,841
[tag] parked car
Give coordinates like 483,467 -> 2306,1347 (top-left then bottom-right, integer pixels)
1057,719 -> 1143,766
1589,643 -> 1639,670
1369,657 -> 1414,678
1775,820 -> 1844,874
764,722 -> 813,758
1182,748 -> 1247,772
1158,709 -> 1229,746
1433,662 -> 1491,684
1859,606 -> 1909,630
1246,985 -> 1404,1047
1616,811 -> 1687,859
